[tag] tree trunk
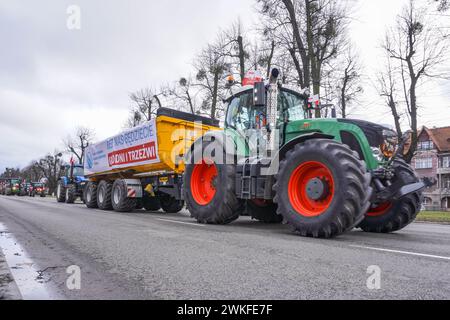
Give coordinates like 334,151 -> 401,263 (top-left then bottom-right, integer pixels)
266,40 -> 275,79
237,35 -> 246,84
211,70 -> 219,120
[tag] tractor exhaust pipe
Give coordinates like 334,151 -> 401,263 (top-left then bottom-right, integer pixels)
266,69 -> 280,154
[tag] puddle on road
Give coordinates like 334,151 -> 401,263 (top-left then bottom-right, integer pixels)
0,222 -> 60,299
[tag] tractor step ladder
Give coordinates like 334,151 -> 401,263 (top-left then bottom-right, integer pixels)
240,161 -> 252,199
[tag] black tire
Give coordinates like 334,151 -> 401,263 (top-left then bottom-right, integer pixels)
247,200 -> 283,223
97,180 -> 113,210
111,179 -> 137,212
358,159 -> 422,233
142,196 -> 161,211
159,195 -> 184,213
85,181 -> 98,208
40,194 -> 46,198
65,184 -> 76,204
274,139 -> 371,238
56,180 -> 66,203
184,142 -> 243,224
135,199 -> 144,210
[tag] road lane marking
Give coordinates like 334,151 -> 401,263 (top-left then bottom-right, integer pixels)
350,244 -> 450,261
155,218 -> 206,227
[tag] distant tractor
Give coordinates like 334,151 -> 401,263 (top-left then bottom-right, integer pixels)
30,182 -> 46,197
56,163 -> 87,203
4,178 -> 22,196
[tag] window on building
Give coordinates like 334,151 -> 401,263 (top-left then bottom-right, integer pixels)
417,140 -> 434,150
415,157 -> 433,169
442,177 -> 450,189
442,156 -> 450,168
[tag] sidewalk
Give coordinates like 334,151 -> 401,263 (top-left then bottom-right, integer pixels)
0,247 -> 21,300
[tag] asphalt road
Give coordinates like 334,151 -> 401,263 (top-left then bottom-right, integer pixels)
0,194 -> 449,300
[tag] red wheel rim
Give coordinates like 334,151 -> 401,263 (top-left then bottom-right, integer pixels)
190,161 -> 218,205
288,161 -> 334,217
367,202 -> 392,217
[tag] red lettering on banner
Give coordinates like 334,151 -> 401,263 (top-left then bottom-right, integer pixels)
108,142 -> 157,166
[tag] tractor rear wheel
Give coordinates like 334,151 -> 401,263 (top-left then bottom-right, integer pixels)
159,195 -> 184,213
56,180 -> 66,203
111,179 -> 137,212
274,139 -> 371,238
358,159 -> 422,233
97,180 -> 113,210
247,200 -> 282,223
184,142 -> 243,224
65,185 -> 76,204
84,182 -> 98,208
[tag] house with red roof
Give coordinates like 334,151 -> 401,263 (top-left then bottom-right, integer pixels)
411,126 -> 450,210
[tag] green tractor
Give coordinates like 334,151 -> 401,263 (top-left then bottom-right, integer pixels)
183,69 -> 424,238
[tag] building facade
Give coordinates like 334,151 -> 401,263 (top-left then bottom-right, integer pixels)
411,126 -> 450,211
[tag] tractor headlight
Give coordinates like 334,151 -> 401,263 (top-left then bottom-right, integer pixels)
380,129 -> 398,159
371,147 -> 384,162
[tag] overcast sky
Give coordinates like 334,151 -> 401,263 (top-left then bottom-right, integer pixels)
0,0 -> 449,172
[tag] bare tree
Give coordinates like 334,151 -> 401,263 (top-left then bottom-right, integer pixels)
35,152 -> 64,195
64,126 -> 95,165
220,20 -> 250,84
193,42 -> 229,120
335,47 -> 363,118
125,88 -> 164,127
20,162 -> 44,182
377,52 -> 404,141
382,0 -> 449,162
258,0 -> 350,117
166,77 -> 197,114
0,167 -> 21,179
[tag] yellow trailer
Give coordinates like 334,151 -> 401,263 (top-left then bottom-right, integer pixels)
82,108 -> 219,213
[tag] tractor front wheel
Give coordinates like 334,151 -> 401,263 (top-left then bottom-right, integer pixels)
358,159 -> 422,233
274,139 -> 371,238
56,181 -> 66,203
65,185 -> 76,204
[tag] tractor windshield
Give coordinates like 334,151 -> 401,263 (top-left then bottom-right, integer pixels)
225,88 -> 306,131
72,166 -> 84,177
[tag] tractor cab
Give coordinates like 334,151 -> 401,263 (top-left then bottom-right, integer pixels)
62,164 -> 85,182
57,163 -> 87,204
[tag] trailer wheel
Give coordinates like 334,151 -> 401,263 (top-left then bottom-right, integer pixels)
247,200 -> 283,223
184,142 -> 243,224
159,195 -> 184,213
111,179 -> 137,212
56,180 -> 66,203
274,139 -> 371,238
85,182 -> 98,208
358,159 -> 422,233
65,185 -> 76,204
97,180 -> 113,210
142,196 -> 161,211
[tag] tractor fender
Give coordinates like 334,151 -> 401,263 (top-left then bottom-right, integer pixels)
277,132 -> 334,160
185,130 -> 237,165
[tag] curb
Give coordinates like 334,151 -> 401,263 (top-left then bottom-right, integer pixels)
0,246 -> 22,300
